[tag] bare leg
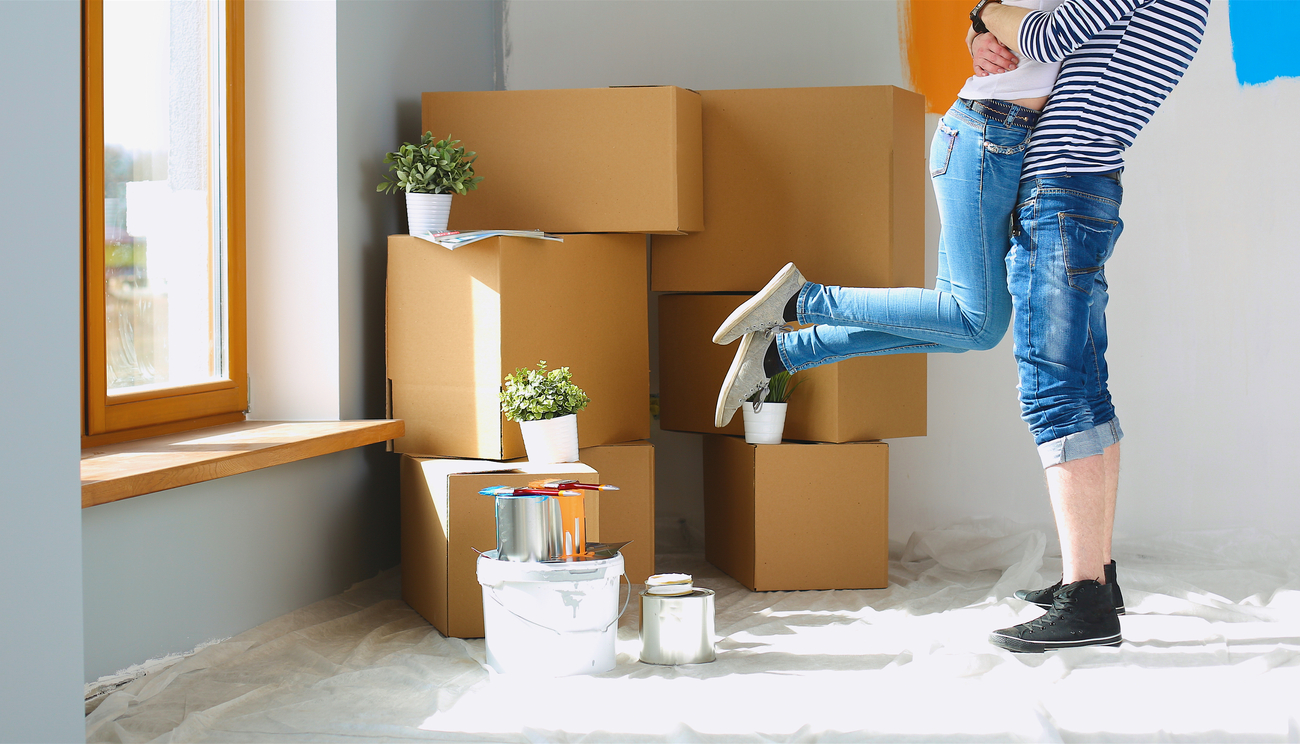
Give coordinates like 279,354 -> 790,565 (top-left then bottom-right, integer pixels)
1101,441 -> 1120,565
1045,451 -> 1109,585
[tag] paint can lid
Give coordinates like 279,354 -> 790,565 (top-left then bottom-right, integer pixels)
645,573 -> 694,595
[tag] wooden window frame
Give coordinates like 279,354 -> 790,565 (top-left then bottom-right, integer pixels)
82,0 -> 247,447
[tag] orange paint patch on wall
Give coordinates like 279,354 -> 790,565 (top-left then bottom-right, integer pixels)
900,0 -> 976,114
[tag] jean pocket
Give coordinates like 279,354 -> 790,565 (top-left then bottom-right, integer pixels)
930,121 -> 958,178
982,122 -> 1032,155
1059,213 -> 1122,292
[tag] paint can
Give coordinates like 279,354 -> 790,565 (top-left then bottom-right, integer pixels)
639,582 -> 716,665
477,550 -> 627,676
547,489 -> 587,558
494,492 -> 551,562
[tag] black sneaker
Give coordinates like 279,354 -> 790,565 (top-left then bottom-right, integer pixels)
1015,560 -> 1126,614
990,579 -> 1123,653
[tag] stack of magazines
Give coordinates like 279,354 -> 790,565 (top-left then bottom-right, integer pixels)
414,229 -> 564,250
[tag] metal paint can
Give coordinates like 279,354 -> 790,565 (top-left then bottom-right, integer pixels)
494,493 -> 551,562
547,489 -> 586,558
638,588 -> 716,665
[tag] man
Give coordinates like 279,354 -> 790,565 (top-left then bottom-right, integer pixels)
972,0 -> 1210,652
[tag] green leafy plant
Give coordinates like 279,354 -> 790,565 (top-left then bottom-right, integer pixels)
500,361 -> 591,422
748,370 -> 804,404
376,132 -> 483,195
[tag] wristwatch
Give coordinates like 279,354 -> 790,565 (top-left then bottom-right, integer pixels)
970,0 -> 1001,34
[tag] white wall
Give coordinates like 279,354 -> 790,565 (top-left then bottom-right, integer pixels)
246,0 -> 341,420
0,2 -> 86,741
503,0 -> 1300,545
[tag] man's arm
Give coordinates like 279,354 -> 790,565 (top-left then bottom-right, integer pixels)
980,0 -> 1144,62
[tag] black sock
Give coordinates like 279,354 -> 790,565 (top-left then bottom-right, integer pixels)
762,338 -> 785,377
783,294 -> 799,323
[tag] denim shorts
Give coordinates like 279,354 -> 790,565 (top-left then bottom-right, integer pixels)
1007,172 -> 1126,467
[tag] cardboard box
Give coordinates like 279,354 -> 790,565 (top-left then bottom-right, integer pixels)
658,293 -> 926,441
703,436 -> 888,591
576,441 -> 656,585
387,233 -> 650,460
401,456 -> 602,639
422,86 -> 703,234
651,86 -> 925,292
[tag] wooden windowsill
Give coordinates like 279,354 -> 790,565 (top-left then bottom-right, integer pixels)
81,419 -> 405,508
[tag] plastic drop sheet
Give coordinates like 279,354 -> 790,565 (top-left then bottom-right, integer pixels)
87,519 -> 1300,743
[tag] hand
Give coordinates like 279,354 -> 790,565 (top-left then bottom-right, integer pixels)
971,32 -> 1018,77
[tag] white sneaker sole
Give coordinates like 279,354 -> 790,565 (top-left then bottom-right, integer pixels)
712,262 -> 799,345
714,331 -> 760,427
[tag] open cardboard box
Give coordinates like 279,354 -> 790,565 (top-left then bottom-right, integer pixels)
651,85 -> 925,292
702,435 -> 888,592
422,86 -> 703,234
400,456 -> 603,639
658,293 -> 926,442
387,233 -> 650,460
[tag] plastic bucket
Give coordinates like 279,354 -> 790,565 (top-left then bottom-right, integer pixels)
477,551 -> 627,676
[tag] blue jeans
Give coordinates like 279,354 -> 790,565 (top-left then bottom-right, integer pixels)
778,99 -> 1031,372
1008,173 -> 1125,467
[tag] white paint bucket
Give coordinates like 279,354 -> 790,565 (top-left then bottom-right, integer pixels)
476,551 -> 627,676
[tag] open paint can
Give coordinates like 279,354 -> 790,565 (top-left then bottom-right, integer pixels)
639,575 -> 715,665
547,489 -> 587,558
494,492 -> 551,562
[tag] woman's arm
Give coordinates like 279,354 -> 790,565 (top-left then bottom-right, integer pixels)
982,0 -> 1144,62
969,30 -> 1020,76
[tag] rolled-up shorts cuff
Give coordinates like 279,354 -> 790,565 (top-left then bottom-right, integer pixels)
1036,418 -> 1124,468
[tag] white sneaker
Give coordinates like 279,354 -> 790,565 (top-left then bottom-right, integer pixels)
712,262 -> 806,345
714,328 -> 780,427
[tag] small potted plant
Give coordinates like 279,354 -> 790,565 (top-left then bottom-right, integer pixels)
377,131 -> 483,236
743,370 -> 803,444
500,361 -> 590,463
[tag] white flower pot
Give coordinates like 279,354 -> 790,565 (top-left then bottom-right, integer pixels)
406,192 -> 452,236
742,402 -> 787,445
518,413 -> 580,463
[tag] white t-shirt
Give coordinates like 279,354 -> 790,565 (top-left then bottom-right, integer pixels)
956,0 -> 1065,101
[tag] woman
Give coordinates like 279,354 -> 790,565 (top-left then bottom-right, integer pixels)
714,1 -> 1064,427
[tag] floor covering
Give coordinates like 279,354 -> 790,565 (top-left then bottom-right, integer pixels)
86,520 -> 1300,742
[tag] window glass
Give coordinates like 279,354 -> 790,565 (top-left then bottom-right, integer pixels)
102,0 -> 227,393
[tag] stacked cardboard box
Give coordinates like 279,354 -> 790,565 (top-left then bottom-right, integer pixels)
390,87 -> 700,635
653,86 -> 929,591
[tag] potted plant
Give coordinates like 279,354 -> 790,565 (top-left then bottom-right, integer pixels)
377,132 -> 483,236
500,361 -> 590,463
742,370 -> 803,444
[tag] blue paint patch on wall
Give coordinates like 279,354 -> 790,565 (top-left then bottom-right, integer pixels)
1230,0 -> 1300,86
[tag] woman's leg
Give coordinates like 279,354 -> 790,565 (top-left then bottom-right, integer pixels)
780,100 -> 1029,372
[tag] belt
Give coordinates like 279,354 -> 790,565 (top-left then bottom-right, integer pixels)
958,98 -> 1041,127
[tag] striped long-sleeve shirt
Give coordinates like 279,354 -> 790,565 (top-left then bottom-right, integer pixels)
1016,0 -> 1210,180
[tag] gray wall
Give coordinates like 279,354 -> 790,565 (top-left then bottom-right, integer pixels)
80,0 -> 501,683
0,2 -> 86,741
336,0 -> 500,422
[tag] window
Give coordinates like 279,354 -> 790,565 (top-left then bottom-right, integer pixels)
82,0 -> 246,446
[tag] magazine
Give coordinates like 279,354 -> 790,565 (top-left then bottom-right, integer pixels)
414,229 -> 564,250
